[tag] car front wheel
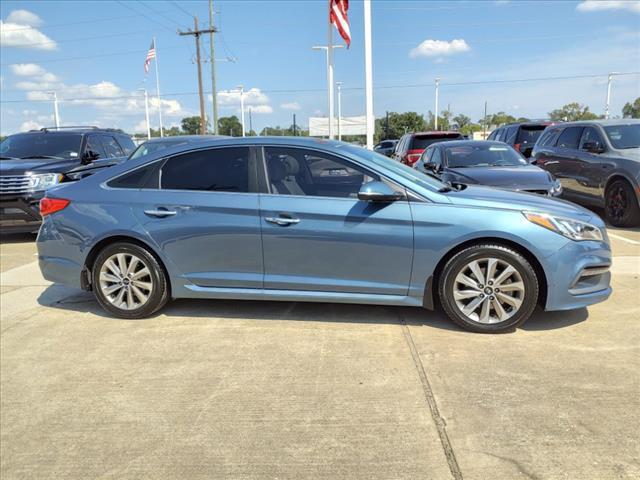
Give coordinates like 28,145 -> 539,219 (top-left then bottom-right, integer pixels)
438,244 -> 539,333
92,242 -> 169,319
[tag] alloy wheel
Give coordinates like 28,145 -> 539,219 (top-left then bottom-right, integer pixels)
98,253 -> 154,310
453,257 -> 525,324
607,186 -> 628,222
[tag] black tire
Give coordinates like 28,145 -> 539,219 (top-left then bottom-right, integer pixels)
605,179 -> 640,228
438,244 -> 539,333
92,242 -> 169,319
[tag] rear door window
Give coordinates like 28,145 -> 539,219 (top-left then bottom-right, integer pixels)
579,127 -> 605,150
504,126 -> 518,143
516,126 -> 546,146
539,128 -> 561,147
557,127 -> 584,149
85,135 -> 107,159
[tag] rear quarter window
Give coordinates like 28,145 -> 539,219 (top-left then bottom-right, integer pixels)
516,126 -> 546,145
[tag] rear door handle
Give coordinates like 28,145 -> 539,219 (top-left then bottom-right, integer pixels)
144,209 -> 177,217
265,216 -> 300,226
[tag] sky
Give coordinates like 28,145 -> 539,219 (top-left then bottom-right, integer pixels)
1,0 -> 639,136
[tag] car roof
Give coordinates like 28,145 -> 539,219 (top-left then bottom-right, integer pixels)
411,131 -> 462,137
499,121 -> 556,128
552,119 -> 640,127
140,134 -> 229,144
18,127 -> 126,135
431,140 -> 507,148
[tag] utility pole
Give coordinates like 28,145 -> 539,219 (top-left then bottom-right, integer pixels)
434,77 -> 440,131
293,114 -> 297,136
138,88 -> 151,140
209,0 -> 219,134
238,85 -> 245,137
179,17 -> 216,135
364,0 -> 374,149
483,101 -> 488,139
385,111 -> 389,139
249,108 -> 253,136
49,91 -> 60,128
605,72 -> 619,119
336,81 -> 342,141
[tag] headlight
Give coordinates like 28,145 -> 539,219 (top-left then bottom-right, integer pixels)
523,211 -> 603,241
27,173 -> 62,191
549,180 -> 562,196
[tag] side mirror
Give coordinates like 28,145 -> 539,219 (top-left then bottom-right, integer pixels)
583,141 -> 605,154
424,161 -> 438,172
82,150 -> 100,165
358,180 -> 405,202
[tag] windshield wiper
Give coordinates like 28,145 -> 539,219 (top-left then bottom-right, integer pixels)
20,155 -> 63,159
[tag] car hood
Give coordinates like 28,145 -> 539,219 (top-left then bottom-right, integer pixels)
448,165 -> 554,189
445,184 -> 597,222
0,157 -> 78,175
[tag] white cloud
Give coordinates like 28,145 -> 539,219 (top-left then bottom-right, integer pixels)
6,10 -> 43,26
19,120 -> 43,131
577,1 -> 640,13
0,19 -> 57,50
281,101 -> 301,111
409,39 -> 470,59
11,63 -> 45,76
215,87 -> 270,106
246,105 -> 273,114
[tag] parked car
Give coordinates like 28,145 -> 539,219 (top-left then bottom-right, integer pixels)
128,135 -> 228,160
0,127 -> 135,233
37,137 -> 611,333
531,119 -> 640,227
488,121 -> 557,158
392,131 -> 464,166
373,139 -> 398,157
414,141 -> 562,196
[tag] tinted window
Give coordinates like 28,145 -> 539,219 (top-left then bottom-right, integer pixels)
161,147 -> 250,192
102,136 -> 124,158
431,148 -> 443,167
411,134 -> 462,150
487,130 -> 497,140
264,147 -> 378,198
579,127 -> 605,150
421,147 -> 434,163
0,133 -> 82,160
108,162 -> 159,189
85,135 -> 107,159
516,126 -> 545,145
539,128 -> 561,147
604,124 -> 640,149
504,126 -> 518,143
557,127 -> 584,149
117,135 -> 135,155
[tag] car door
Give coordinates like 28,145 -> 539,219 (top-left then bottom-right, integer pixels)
548,126 -> 584,196
259,145 -> 414,296
130,146 -> 264,288
575,126 -> 610,202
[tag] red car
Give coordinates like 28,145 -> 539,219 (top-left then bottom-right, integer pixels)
392,131 -> 464,166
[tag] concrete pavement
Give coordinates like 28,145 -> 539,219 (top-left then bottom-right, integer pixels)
1,231 -> 639,479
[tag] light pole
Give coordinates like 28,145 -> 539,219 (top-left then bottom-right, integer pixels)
336,81 -> 342,141
48,91 -> 60,128
312,44 -> 343,139
605,72 -> 619,120
237,85 -> 245,137
138,88 -> 151,140
434,77 -> 440,131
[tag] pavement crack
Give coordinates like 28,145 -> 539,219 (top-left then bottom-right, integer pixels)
398,311 -> 463,480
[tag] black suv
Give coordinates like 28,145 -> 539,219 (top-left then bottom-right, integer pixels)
488,121 -> 557,158
0,127 -> 135,233
531,119 -> 640,227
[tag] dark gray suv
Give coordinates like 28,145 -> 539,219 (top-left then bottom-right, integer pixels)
531,119 -> 640,227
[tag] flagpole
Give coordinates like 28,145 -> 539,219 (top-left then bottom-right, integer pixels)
327,0 -> 335,140
153,37 -> 164,138
364,0 -> 374,150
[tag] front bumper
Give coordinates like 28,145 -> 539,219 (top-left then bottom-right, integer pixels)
543,239 -> 612,311
0,193 -> 44,233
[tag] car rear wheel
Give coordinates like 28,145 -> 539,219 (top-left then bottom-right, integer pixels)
92,242 -> 169,319
438,244 -> 539,333
605,179 -> 640,228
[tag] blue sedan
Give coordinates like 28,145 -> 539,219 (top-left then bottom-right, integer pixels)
37,137 -> 612,333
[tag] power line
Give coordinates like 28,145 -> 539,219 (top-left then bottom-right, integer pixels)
1,27 -> 164,49
3,72 -> 638,104
115,0 -> 177,33
137,0 -> 188,29
170,1 -> 194,19
0,11 -> 179,31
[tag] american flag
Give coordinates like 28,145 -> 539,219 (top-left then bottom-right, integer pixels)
330,0 -> 350,48
144,39 -> 156,74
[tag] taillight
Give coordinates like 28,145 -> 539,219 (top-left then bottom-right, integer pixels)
406,149 -> 423,165
514,143 -> 521,151
39,198 -> 70,217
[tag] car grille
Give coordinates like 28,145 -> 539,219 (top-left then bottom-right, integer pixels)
0,175 -> 31,195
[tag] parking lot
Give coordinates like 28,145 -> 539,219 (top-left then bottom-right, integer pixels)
1,225 -> 638,479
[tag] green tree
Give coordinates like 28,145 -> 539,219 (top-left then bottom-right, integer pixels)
484,112 -> 516,127
218,116 -> 243,136
453,114 -> 471,130
460,123 -> 482,136
516,117 -> 531,123
622,97 -> 640,118
374,111 -> 426,142
181,116 -> 208,135
548,102 -> 599,122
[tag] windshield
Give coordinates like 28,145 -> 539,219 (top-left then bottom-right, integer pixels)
445,144 -> 528,168
604,124 -> 640,149
128,140 -> 186,160
339,143 -> 447,191
0,133 -> 83,160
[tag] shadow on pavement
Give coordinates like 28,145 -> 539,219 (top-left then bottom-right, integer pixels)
0,232 -> 37,244
37,284 -> 589,333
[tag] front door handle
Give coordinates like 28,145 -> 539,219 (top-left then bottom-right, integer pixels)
265,216 -> 300,226
144,209 -> 177,218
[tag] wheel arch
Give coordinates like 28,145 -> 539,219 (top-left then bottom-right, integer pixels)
82,235 -> 171,296
426,237 -> 548,310
605,173 -> 640,204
